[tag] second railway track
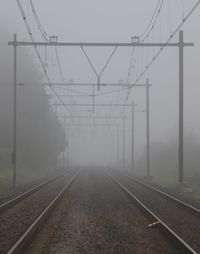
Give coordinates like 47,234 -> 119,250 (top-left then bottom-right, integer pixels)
0,169 -> 74,214
108,170 -> 200,253
120,171 -> 200,215
0,168 -> 80,254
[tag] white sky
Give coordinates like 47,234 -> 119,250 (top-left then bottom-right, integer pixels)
1,1 -> 200,166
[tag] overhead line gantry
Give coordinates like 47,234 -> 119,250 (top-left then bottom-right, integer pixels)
9,30 -> 193,185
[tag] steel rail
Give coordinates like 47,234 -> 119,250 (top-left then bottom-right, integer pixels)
107,172 -> 197,254
7,170 -> 80,254
0,170 -> 71,214
120,172 -> 200,215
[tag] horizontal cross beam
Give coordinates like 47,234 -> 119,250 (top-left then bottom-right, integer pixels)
8,42 -> 194,47
16,82 -> 151,88
62,116 -> 126,119
47,94 -> 92,97
65,124 -> 119,126
53,104 -> 132,107
0,82 -> 152,89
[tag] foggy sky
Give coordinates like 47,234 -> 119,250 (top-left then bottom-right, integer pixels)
1,1 -> 200,166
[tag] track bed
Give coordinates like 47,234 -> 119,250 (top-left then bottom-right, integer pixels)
26,169 -> 181,254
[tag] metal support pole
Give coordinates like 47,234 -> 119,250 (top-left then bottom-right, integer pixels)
63,116 -> 66,169
117,125 -> 120,168
12,33 -> 17,187
146,78 -> 150,177
92,85 -> 95,113
55,103 -> 58,170
97,76 -> 101,91
67,125 -> 70,167
132,102 -> 135,173
179,30 -> 184,184
122,117 -> 125,169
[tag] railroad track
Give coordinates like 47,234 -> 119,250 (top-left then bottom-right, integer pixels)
2,169 -> 199,253
107,172 -> 198,254
120,172 -> 200,215
0,169 -> 80,254
15,169 -> 183,254
6,170 -> 80,254
0,169 -> 72,214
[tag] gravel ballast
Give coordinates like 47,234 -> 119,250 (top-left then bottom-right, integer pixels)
0,169 -> 77,254
0,169 -> 69,205
26,169 -> 181,254
112,171 -> 200,253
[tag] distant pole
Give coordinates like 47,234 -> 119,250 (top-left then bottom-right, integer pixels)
67,125 -> 70,167
12,33 -> 17,187
146,78 -> 150,177
92,85 -> 95,113
117,125 -> 120,168
122,117 -> 125,169
132,101 -> 135,173
55,103 -> 58,170
63,116 -> 66,169
179,30 -> 184,184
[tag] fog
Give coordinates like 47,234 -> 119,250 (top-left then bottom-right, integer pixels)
1,1 -> 200,185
